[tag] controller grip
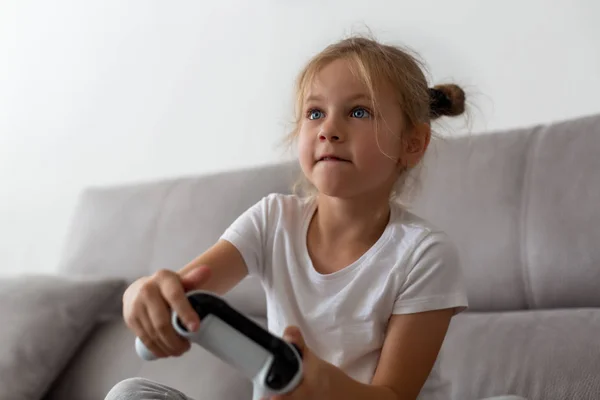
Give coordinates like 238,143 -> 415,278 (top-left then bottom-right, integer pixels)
135,337 -> 158,361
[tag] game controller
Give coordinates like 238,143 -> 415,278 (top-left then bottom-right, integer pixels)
135,290 -> 303,397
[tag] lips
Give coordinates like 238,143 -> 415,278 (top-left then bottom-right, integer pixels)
317,155 -> 351,163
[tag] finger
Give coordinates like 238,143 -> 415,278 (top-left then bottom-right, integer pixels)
156,270 -> 200,332
146,294 -> 191,355
282,326 -> 306,353
133,279 -> 173,357
139,307 -> 172,357
136,311 -> 170,358
145,298 -> 190,356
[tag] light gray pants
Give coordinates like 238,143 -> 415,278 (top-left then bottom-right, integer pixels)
105,378 -> 194,400
104,377 -> 528,400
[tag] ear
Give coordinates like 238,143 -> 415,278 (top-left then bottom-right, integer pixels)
400,123 -> 431,168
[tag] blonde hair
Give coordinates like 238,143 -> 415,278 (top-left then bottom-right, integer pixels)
286,35 -> 466,201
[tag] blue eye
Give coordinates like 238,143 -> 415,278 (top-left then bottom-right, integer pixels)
308,109 -> 324,120
351,108 -> 370,119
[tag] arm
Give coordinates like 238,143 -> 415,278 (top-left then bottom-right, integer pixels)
278,308 -> 454,400
125,238 -> 249,334
330,309 -> 453,400
176,239 -> 249,295
177,195 -> 270,295
124,195 -> 271,360
122,238 -> 250,359
370,308 -> 454,399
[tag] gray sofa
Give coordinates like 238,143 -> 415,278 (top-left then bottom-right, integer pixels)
3,112 -> 598,400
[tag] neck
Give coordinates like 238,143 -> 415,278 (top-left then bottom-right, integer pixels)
312,192 -> 392,245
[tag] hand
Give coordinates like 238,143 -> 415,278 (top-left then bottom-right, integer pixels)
266,326 -> 333,400
122,266 -> 212,359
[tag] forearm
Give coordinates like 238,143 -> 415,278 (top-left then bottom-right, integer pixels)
176,239 -> 248,295
323,363 -> 403,400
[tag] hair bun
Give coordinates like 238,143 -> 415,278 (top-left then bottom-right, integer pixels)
429,84 -> 465,118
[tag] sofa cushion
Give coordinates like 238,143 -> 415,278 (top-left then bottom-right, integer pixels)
411,128 -> 535,311
0,274 -> 126,400
412,112 -> 600,311
440,308 -> 600,400
524,113 -> 600,308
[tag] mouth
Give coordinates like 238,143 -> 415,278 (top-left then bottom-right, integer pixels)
317,155 -> 351,163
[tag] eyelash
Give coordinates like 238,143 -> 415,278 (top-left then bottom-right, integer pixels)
305,106 -> 373,120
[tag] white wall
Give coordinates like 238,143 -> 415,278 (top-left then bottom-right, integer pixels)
1,0 -> 599,276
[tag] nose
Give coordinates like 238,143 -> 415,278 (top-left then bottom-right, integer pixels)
317,114 -> 345,142
318,121 -> 345,142
318,130 -> 340,142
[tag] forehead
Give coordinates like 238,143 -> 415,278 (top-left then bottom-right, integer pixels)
305,58 -> 367,98
303,58 -> 396,105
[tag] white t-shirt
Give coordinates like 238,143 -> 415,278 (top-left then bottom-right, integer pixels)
220,193 -> 468,400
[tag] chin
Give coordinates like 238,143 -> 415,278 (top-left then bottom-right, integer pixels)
311,180 -> 361,199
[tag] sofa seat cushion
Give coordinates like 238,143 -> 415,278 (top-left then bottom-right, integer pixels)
0,274 -> 126,400
440,308 -> 600,400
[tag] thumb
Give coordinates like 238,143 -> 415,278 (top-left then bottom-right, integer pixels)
282,325 -> 306,354
180,265 -> 212,291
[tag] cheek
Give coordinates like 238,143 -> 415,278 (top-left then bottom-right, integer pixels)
378,129 -> 403,159
297,128 -> 314,167
356,129 -> 401,166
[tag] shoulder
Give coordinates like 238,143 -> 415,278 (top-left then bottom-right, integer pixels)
257,193 -> 313,214
388,203 -> 462,280
249,193 -> 314,228
388,204 -> 468,314
388,202 -> 455,253
262,192 -> 311,206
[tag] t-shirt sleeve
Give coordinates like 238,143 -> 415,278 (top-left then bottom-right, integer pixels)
219,195 -> 271,278
393,232 -> 469,315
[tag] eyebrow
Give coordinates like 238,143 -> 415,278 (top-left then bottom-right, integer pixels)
304,93 -> 372,103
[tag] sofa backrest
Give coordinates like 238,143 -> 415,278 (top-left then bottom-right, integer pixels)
57,113 -> 600,312
56,162 -> 299,316
410,112 -> 600,311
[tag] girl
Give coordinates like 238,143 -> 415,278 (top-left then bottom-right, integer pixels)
106,36 -> 526,400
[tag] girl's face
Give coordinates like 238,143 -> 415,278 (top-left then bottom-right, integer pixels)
297,58 -> 411,200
